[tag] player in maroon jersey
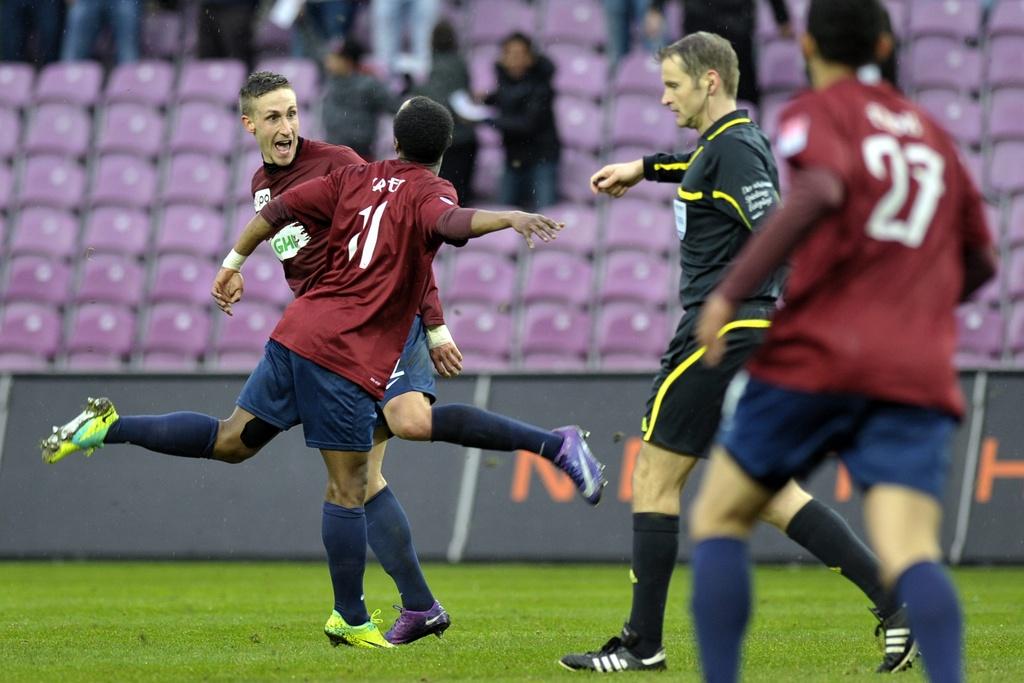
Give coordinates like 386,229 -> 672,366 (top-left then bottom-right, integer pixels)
687,2 -> 997,682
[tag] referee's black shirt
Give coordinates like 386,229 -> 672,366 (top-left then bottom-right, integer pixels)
642,109 -> 785,309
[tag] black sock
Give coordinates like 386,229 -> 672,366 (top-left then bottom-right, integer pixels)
627,513 -> 679,657
430,403 -> 564,460
106,413 -> 218,458
786,499 -> 900,616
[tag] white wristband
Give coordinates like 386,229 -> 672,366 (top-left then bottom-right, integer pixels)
221,249 -> 247,271
426,324 -> 453,349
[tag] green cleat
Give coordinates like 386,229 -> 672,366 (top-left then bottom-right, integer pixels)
40,397 -> 119,464
324,609 -> 394,649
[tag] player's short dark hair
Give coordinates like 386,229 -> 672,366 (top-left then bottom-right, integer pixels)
239,71 -> 293,117
432,20 -> 458,54
657,32 -> 739,99
394,96 -> 454,165
806,0 -> 885,68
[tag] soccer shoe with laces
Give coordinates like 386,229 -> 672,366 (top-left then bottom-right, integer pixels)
324,609 -> 394,649
552,426 -> 607,505
40,397 -> 119,464
383,600 -> 451,644
871,606 -> 918,673
559,623 -> 667,673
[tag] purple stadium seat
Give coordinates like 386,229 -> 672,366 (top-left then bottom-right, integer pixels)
542,0 -> 606,50
956,304 -> 1003,359
82,208 -> 150,257
214,302 -> 279,356
446,251 -> 517,306
241,251 -> 293,306
169,102 -> 238,157
96,103 -> 165,158
611,95 -> 678,150
447,303 -> 513,369
917,91 -> 982,147
471,146 -> 504,201
1008,196 -> 1024,247
140,303 -> 211,368
989,142 -> 1024,196
596,303 -> 669,367
0,303 -> 61,360
65,303 -> 136,361
468,46 -> 500,95
26,108 -> 81,155
548,45 -> 608,101
613,50 -> 663,96
177,60 -> 247,106
468,0 -> 535,46
521,251 -> 593,307
520,303 -> 590,366
462,217 -> 524,257
3,256 -> 72,304
91,154 -> 158,209
542,202 -> 598,256
105,61 -> 175,107
1008,249 -> 1024,300
211,350 -> 264,371
988,90 -> 1024,143
758,42 -> 806,93
255,58 -> 319,98
884,0 -> 908,35
1007,303 -> 1024,357
555,96 -> 603,154
157,205 -> 226,258
35,61 -> 103,106
985,202 -> 1003,242
0,108 -> 19,161
150,254 -> 217,306
161,154 -> 230,206
605,199 -> 676,256
961,149 -> 983,190
0,63 -> 34,109
907,39 -> 981,91
908,0 -> 981,41
599,250 -> 672,306
990,1 -> 1024,38
986,38 -> 1024,89
559,149 -> 601,204
10,207 -> 78,260
19,156 -> 85,210
76,254 -> 145,307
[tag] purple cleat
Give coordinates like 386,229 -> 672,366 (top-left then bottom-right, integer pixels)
384,600 -> 451,645
552,426 -> 607,505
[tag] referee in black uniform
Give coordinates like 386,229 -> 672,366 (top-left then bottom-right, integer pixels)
559,32 -> 915,674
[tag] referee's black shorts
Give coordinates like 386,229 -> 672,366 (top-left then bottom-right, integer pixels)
641,301 -> 774,458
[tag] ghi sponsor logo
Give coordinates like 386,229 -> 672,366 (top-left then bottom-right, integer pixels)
271,223 -> 311,261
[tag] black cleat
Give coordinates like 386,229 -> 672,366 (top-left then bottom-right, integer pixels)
872,606 -> 918,673
559,623 -> 667,673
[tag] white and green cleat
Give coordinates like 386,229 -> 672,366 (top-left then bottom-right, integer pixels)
324,609 -> 394,649
40,397 -> 119,464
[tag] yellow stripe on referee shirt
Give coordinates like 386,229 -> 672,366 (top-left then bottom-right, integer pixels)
712,190 -> 752,229
653,146 -> 706,172
707,117 -> 752,140
642,318 -> 772,442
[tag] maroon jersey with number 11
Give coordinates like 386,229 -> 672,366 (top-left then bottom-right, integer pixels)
260,159 -> 461,399
747,77 -> 992,417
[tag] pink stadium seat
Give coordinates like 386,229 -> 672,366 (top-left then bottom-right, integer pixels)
610,95 -> 678,150
0,303 -> 61,361
460,219 -> 524,258
238,251 -> 293,307
907,0 -> 981,41
10,207 -> 78,260
520,303 -> 590,368
467,0 -> 535,47
446,251 -> 518,307
139,303 -> 211,369
82,208 -> 150,257
161,154 -> 230,206
177,60 -> 247,107
1007,249 -> 1024,301
157,205 -> 227,259
990,1 -> 1024,38
613,50 -> 663,97
988,90 -> 1024,143
76,254 -> 145,307
521,251 -> 593,307
3,256 -> 72,305
605,199 -> 676,256
1007,303 -> 1024,358
0,63 -> 35,109
19,155 -> 86,210
91,154 -> 158,209
64,303 -> 136,362
150,254 -> 217,306
105,61 -> 175,107
255,58 -> 319,98
548,45 -> 608,101
559,150 -> 601,204
989,142 -> 1024,196
541,0 -> 605,50
471,145 -> 504,202
169,102 -> 238,157
468,46 -> 500,94
916,91 -> 982,147
907,39 -> 981,91
599,251 -> 672,306
447,303 -> 514,370
986,38 -> 1024,89
541,202 -> 598,256
758,41 -> 806,93
956,304 -> 1003,362
34,61 -> 103,106
555,96 -> 603,154
23,103 -> 90,157
1008,196 -> 1024,247
96,103 -> 165,158
0,108 -> 19,162
214,302 -> 280,357
596,303 -> 669,369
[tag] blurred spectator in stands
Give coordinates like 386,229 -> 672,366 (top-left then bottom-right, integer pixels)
321,38 -> 397,159
484,32 -> 560,211
372,0 -> 439,83
603,0 -> 668,67
292,0 -> 361,59
62,0 -> 142,65
411,20 -> 477,203
1,0 -> 63,64
199,0 -> 257,65
647,0 -> 793,106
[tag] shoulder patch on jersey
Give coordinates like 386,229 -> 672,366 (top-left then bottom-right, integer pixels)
439,196 -> 455,205
777,114 -> 809,158
254,188 -> 271,212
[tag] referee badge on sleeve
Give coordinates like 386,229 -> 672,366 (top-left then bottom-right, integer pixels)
673,198 -> 687,241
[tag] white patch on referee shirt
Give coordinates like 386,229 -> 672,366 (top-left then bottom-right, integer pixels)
776,114 -> 809,159
672,198 -> 687,241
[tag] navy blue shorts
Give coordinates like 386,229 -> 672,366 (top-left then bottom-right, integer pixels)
378,315 -> 437,421
237,340 -> 378,451
719,375 -> 957,500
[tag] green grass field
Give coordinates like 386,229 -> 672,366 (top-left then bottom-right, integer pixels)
0,562 -> 1020,681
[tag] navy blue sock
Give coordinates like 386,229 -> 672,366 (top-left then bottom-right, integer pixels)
321,502 -> 370,625
106,413 -> 217,458
896,562 -> 963,683
430,403 -> 564,460
365,486 -> 434,611
691,538 -> 750,683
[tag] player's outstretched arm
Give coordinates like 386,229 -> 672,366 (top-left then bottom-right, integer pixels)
212,213 -> 278,316
590,159 -> 644,198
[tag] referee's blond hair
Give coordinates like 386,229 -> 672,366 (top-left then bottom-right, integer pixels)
658,32 -> 740,99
